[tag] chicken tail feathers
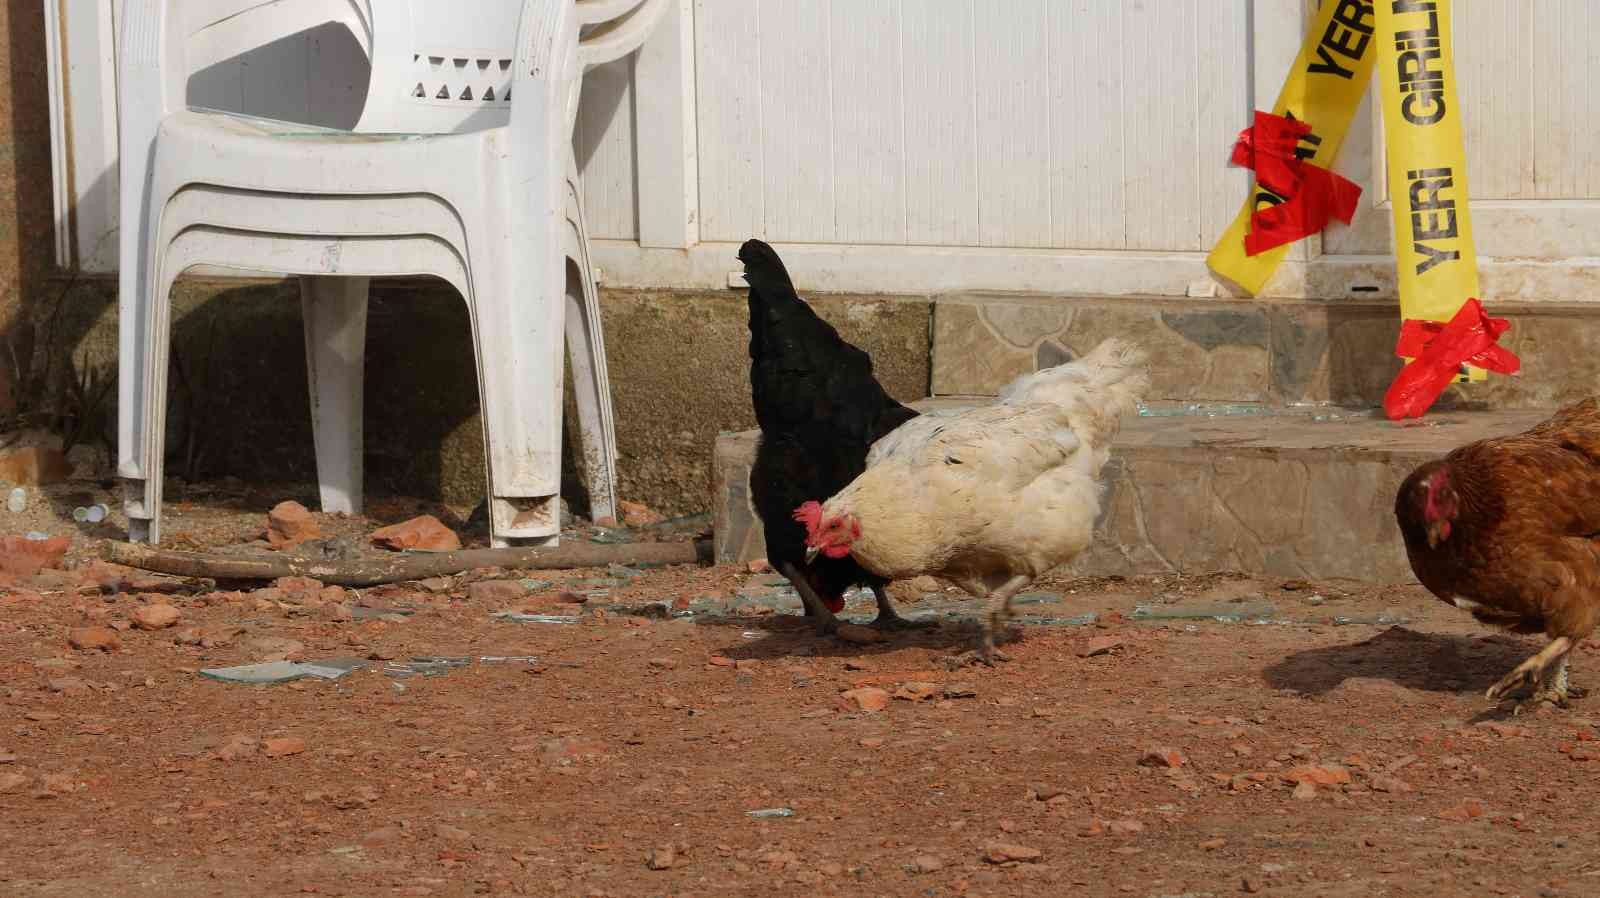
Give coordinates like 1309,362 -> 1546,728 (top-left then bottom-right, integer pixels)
995,338 -> 1148,455
740,238 -> 860,366
738,238 -> 797,299
999,337 -> 1149,413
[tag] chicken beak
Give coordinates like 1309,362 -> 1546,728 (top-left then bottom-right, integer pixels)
804,545 -> 820,564
1426,519 -> 1451,548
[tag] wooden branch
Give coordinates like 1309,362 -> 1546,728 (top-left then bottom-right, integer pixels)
103,538 -> 713,587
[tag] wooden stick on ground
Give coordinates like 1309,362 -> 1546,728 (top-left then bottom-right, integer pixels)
104,538 -> 713,587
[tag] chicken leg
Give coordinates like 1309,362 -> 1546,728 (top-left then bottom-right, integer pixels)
944,574 -> 1032,668
870,585 -> 936,631
1487,636 -> 1574,714
776,561 -> 840,636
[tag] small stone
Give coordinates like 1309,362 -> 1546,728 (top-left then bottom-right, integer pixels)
216,735 -> 259,761
646,845 -> 676,870
1437,799 -> 1486,822
983,843 -> 1042,864
131,604 -> 181,630
909,575 -> 943,593
370,515 -> 460,553
23,710 -> 60,721
0,772 -> 27,793
540,736 -> 606,766
1363,771 -> 1414,790
467,580 -> 528,604
840,687 -> 891,712
323,604 -> 353,622
893,682 -> 941,702
1292,781 -> 1317,801
648,657 -> 677,670
619,500 -> 665,527
1138,748 -> 1187,769
1030,784 -> 1066,802
433,824 -> 472,844
746,558 -> 771,573
660,695 -> 682,709
859,737 -> 885,749
267,501 -> 320,549
1108,819 -> 1144,835
943,683 -> 978,699
844,660 -> 870,671
835,623 -> 884,645
1079,636 -> 1124,658
263,737 -> 307,758
1200,837 -> 1227,851
910,854 -> 945,873
67,626 -> 120,652
331,787 -> 380,810
1283,765 -> 1351,787
242,636 -> 305,661
1242,875 -> 1262,893
273,576 -> 325,599
707,655 -> 735,668
48,676 -> 89,694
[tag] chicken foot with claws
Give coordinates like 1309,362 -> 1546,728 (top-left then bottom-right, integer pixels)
943,575 -> 1031,669
1487,636 -> 1577,714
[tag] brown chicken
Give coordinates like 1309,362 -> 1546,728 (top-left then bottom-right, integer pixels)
1395,398 -> 1600,713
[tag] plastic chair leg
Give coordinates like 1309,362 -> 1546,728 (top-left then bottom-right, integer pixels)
466,240 -> 563,549
300,275 -> 370,515
122,261 -> 181,545
563,253 -> 618,525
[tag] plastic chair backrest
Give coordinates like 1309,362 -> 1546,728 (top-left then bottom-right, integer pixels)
358,0 -> 528,133
358,0 -> 672,134
153,0 -> 665,135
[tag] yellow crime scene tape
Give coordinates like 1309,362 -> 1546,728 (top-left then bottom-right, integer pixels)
1373,0 -> 1483,381
1206,0 -> 1378,296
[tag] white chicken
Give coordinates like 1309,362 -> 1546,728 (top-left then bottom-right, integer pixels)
795,338 -> 1149,666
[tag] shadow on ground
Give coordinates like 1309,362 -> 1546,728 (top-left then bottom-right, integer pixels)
1263,625 -> 1540,698
692,611 -> 1008,663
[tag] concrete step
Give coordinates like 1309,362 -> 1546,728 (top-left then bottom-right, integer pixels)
712,403 -> 1552,583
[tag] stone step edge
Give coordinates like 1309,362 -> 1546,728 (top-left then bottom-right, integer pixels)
712,406 -> 1555,582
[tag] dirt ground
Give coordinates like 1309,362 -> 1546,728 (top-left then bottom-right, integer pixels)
3,486 -> 1600,898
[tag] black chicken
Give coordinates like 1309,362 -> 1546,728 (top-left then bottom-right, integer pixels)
740,238 -> 926,633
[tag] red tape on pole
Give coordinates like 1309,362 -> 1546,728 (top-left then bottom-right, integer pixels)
1229,112 -> 1362,256
1384,299 -> 1520,420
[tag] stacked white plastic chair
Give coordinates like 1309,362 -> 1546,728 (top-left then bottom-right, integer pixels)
116,0 -> 667,546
